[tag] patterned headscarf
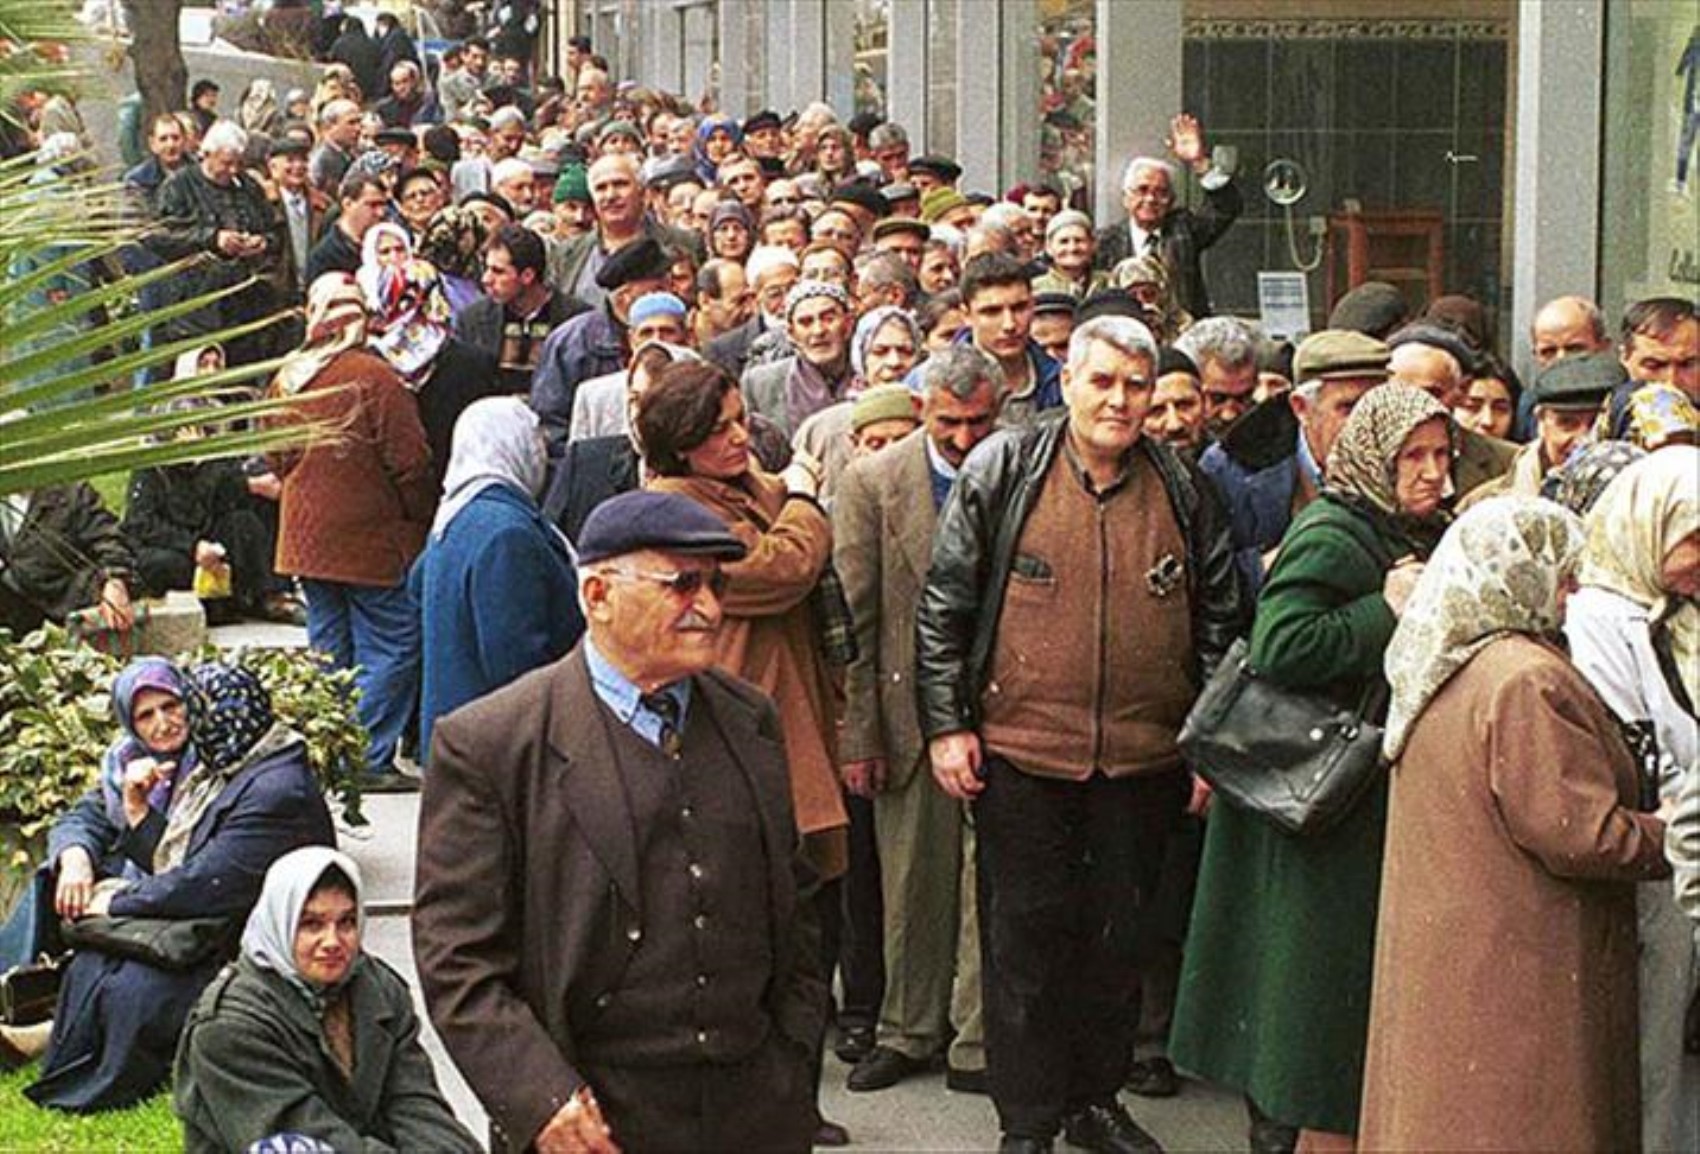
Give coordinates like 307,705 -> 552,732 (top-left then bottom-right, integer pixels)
851,306 -> 923,382
241,846 -> 366,1013
360,244 -> 452,389
1111,251 -> 1192,344
356,221 -> 414,309
1540,440 -> 1648,515
1383,497 -> 1587,759
417,205 -> 490,281
1325,383 -> 1452,515
183,662 -> 276,773
274,274 -> 369,395
1580,446 -> 1700,710
1596,381 -> 1700,451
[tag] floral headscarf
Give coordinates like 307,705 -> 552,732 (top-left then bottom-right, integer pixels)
1596,381 -> 1700,451
1325,383 -> 1452,515
100,659 -> 197,834
1540,441 -> 1648,515
356,222 -> 414,307
274,274 -> 369,395
1383,497 -> 1587,759
358,226 -> 451,389
1111,251 -> 1192,344
241,846 -> 366,1013
1580,446 -> 1700,710
416,205 -> 489,281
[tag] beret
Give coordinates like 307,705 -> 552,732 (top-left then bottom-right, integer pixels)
1388,323 -> 1478,376
908,154 -> 962,183
851,384 -> 920,433
374,127 -> 416,147
595,237 -> 673,290
577,491 -> 749,565
1328,280 -> 1410,339
1293,329 -> 1391,382
1533,350 -> 1624,410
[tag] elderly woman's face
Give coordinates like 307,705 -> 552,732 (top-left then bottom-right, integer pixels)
374,231 -> 409,267
293,883 -> 359,987
1661,531 -> 1700,598
865,317 -> 919,386
1392,417 -> 1453,519
682,388 -> 752,481
1047,224 -> 1092,273
132,687 -> 189,755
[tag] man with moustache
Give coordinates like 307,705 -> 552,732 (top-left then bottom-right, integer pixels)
415,490 -> 826,1154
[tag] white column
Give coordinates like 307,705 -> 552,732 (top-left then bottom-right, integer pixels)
999,0 -> 1039,191
682,2 -> 715,108
1510,0 -> 1604,379
955,0 -> 1001,192
765,0 -> 793,112
791,0 -> 827,108
1094,0 -> 1182,223
718,0 -> 749,116
823,0 -> 857,120
889,0 -> 927,145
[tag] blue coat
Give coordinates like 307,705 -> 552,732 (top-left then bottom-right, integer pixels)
411,485 -> 584,755
27,740 -> 333,1112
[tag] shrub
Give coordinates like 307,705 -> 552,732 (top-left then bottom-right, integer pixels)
0,626 -> 368,870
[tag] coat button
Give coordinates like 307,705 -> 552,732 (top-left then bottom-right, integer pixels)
696,1029 -> 709,1045
594,993 -> 611,1008
696,973 -> 710,988
626,926 -> 642,942
693,913 -> 708,930
688,863 -> 704,880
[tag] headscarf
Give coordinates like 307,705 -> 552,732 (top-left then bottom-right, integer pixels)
1324,382 -> 1453,522
238,79 -> 279,135
1580,446 -> 1700,710
430,397 -> 547,539
274,274 -> 369,395
1540,441 -> 1648,515
348,147 -> 396,184
1383,497 -> 1587,759
416,204 -> 489,281
100,659 -> 197,834
155,662 -> 292,874
1598,382 -> 1700,450
241,846 -> 366,1014
360,245 -> 452,389
356,221 -> 414,308
171,344 -> 223,383
851,306 -> 923,381
691,114 -> 741,184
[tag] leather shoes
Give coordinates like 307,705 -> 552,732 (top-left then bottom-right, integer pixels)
832,1021 -> 875,1064
945,1064 -> 989,1095
998,1137 -> 1053,1154
1062,1102 -> 1165,1154
813,1118 -> 851,1147
1125,1056 -> 1180,1098
846,1045 -> 927,1091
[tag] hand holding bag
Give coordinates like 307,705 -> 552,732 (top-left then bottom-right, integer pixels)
1177,636 -> 1387,837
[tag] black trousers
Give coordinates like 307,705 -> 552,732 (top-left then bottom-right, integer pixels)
975,757 -> 1188,1139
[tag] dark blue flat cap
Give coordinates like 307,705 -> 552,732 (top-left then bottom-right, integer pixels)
577,491 -> 749,565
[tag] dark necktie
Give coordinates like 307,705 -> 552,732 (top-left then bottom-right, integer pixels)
639,692 -> 682,756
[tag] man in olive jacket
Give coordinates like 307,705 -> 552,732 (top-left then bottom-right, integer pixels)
915,315 -> 1246,1154
414,491 -> 827,1154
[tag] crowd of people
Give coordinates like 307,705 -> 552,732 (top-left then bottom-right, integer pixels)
1,24 -> 1698,1154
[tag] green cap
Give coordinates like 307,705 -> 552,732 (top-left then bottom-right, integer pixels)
552,163 -> 590,205
1533,351 -> 1623,411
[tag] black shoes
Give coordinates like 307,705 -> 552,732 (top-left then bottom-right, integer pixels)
945,1064 -> 990,1095
846,1045 -> 928,1091
832,1021 -> 875,1064
813,1117 -> 851,1147
997,1137 -> 1053,1154
1061,1102 -> 1166,1154
1125,1056 -> 1180,1098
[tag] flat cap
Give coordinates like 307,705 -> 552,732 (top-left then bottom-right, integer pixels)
1032,291 -> 1077,319
270,137 -> 311,158
374,127 -> 417,148
595,237 -> 672,290
919,187 -> 969,223
851,384 -> 920,433
1387,323 -> 1478,376
908,154 -> 962,183
872,216 -> 929,243
1293,329 -> 1391,382
641,153 -> 698,189
829,181 -> 888,219
1328,280 -> 1409,339
1077,290 -> 1143,324
1533,351 -> 1624,410
577,491 -> 749,565
880,181 -> 919,205
742,109 -> 783,135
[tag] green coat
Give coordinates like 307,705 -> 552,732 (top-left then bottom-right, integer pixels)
1169,495 -> 1403,1135
174,955 -> 479,1154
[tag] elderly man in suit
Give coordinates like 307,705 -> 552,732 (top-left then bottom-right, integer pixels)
1093,114 -> 1240,319
833,346 -> 1006,1096
414,490 -> 826,1154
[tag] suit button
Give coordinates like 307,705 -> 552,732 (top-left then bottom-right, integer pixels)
693,913 -> 708,930
688,863 -> 704,881
696,1030 -> 709,1045
680,806 -> 694,820
890,671 -> 902,682
594,993 -> 611,1008
626,926 -> 642,943
696,973 -> 710,988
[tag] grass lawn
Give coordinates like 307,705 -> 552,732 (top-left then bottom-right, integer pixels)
0,1066 -> 179,1151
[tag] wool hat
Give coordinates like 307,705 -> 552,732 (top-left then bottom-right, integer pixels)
552,163 -> 590,204
783,278 -> 852,321
1293,330 -> 1392,383
830,180 -> 888,220
1387,323 -> 1479,377
595,238 -> 672,291
596,119 -> 642,148
629,292 -> 688,326
1533,351 -> 1624,411
851,384 -> 920,433
920,186 -> 969,223
1044,209 -> 1093,242
1328,281 -> 1410,339
577,491 -> 749,565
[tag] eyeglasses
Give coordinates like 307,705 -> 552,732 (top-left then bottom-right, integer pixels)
605,566 -> 729,598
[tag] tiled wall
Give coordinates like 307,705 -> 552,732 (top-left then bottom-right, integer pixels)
1180,18 -> 1511,325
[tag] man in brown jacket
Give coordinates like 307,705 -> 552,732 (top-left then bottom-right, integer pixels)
413,490 -> 827,1154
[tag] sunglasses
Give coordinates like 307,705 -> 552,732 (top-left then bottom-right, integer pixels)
607,566 -> 728,598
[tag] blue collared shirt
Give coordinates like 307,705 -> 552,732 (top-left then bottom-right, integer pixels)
584,638 -> 692,751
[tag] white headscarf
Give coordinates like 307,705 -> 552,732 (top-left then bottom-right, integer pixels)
430,397 -> 547,539
241,846 -> 365,1010
1382,496 -> 1587,760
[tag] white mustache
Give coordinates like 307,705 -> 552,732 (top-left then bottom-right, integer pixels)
676,610 -> 718,631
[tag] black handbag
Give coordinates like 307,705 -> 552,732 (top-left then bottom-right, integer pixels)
60,915 -> 236,972
0,953 -> 68,1026
1177,636 -> 1388,837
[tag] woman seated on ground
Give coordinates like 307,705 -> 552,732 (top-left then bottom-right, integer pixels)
174,847 -> 478,1153
19,662 -> 334,1112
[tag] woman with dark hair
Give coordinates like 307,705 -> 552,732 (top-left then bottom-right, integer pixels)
1453,354 -> 1522,442
174,847 -> 477,1152
636,359 -> 850,1144
21,663 -> 334,1112
709,200 -> 755,264
1170,384 -> 1457,1153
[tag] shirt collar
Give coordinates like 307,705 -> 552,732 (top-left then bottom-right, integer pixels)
584,637 -> 691,736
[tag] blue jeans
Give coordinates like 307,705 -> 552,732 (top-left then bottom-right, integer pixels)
302,579 -> 420,774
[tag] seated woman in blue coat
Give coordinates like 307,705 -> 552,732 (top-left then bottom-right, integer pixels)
411,396 -> 584,755
17,661 -> 334,1112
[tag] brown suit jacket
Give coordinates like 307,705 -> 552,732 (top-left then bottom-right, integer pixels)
412,648 -> 826,1153
834,432 -> 938,790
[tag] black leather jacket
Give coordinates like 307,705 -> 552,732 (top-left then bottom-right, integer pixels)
915,413 -> 1248,742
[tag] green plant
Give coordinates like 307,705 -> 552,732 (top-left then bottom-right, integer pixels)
0,628 -> 369,869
